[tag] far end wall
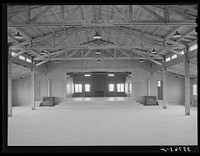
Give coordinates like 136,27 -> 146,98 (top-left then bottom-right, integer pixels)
12,60 -> 190,106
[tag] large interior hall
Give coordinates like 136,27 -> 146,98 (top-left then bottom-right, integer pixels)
5,4 -> 198,147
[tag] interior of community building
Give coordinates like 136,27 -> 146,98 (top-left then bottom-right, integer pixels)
6,4 -> 198,146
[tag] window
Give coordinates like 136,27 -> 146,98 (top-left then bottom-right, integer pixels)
180,50 -> 184,55
166,57 -> 171,62
26,58 -> 32,63
171,54 -> 177,59
19,55 -> 25,60
108,74 -> 114,77
117,83 -> 124,92
85,84 -> 90,92
193,84 -> 197,95
158,80 -> 161,87
109,84 -> 114,92
189,44 -> 197,51
75,84 -> 82,93
11,51 -> 16,56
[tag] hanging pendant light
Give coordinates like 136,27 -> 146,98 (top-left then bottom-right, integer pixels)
139,59 -> 144,62
14,32 -> 23,39
173,31 -> 181,38
41,50 -> 46,55
93,32 -> 101,39
97,59 -> 101,64
151,48 -> 157,54
95,49 -> 101,55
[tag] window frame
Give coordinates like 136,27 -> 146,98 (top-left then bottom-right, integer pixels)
109,84 -> 114,92
74,84 -> 82,93
117,83 -> 125,92
19,55 -> 25,60
193,84 -> 197,96
85,84 -> 90,92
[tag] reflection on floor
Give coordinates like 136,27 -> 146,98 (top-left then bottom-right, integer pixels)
8,97 -> 197,146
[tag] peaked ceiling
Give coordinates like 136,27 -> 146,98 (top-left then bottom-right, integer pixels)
7,4 -> 198,79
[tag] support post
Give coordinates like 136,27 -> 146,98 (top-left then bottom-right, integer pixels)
162,61 -> 167,109
147,78 -> 150,96
31,62 -> 35,110
131,71 -> 134,100
8,50 -> 12,117
47,79 -> 51,97
184,46 -> 190,115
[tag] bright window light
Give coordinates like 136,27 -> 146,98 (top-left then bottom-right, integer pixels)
166,57 -> 171,62
193,84 -> 197,95
19,55 -> 25,60
26,58 -> 32,63
158,81 -> 161,87
11,51 -> 16,56
84,74 -> 91,77
85,84 -> 90,92
171,54 -> 177,59
189,44 -> 197,51
75,84 -> 82,93
180,51 -> 184,55
108,73 -> 114,77
117,83 -> 124,92
109,84 -> 114,92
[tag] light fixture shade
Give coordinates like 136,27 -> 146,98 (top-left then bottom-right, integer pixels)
41,50 -> 46,55
173,31 -> 181,38
151,48 -> 157,54
93,32 -> 101,39
14,32 -> 23,39
139,59 -> 144,62
97,59 -> 101,64
95,49 -> 101,55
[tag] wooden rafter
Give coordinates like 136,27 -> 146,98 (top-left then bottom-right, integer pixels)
168,6 -> 196,20
61,5 -> 64,22
30,6 -> 55,22
84,49 -> 93,57
105,49 -> 114,57
118,49 -> 130,57
67,49 -> 79,58
129,5 -> 133,19
110,5 -> 129,21
139,5 -> 164,21
65,5 -> 82,20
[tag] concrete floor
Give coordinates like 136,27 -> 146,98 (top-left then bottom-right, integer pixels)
8,98 -> 197,146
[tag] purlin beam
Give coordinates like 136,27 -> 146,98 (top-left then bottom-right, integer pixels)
8,19 -> 197,27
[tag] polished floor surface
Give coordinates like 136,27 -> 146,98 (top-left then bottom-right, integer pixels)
8,98 -> 197,146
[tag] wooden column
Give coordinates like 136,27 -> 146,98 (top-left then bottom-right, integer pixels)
162,63 -> 167,109
131,71 -> 134,100
8,52 -> 12,117
147,78 -> 150,96
47,79 -> 51,97
185,46 -> 190,115
31,64 -> 35,110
